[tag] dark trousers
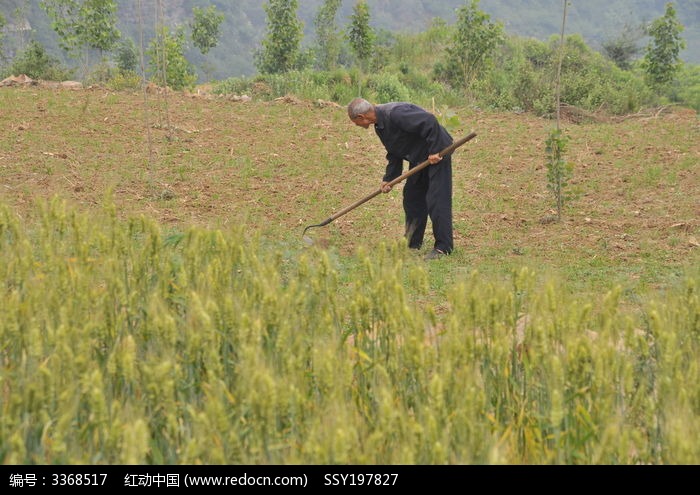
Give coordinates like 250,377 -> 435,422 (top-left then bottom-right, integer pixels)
403,156 -> 453,253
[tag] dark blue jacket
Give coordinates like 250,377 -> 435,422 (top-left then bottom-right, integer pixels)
373,102 -> 453,182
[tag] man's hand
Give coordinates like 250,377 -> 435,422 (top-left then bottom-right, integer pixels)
428,153 -> 443,165
381,181 -> 392,193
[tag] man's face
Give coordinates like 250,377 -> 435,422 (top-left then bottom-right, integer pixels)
351,114 -> 372,129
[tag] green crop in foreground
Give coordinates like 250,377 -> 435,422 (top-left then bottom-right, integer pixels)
0,198 -> 698,464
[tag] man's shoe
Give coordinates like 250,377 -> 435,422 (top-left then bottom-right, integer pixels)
424,248 -> 447,261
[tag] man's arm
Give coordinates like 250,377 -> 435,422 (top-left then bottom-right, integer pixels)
382,153 -> 403,182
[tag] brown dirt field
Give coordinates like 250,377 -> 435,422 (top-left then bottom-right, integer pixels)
1,83 -> 698,294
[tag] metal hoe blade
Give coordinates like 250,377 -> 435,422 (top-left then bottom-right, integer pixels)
302,218 -> 332,237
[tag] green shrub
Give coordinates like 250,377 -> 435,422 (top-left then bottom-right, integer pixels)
215,69 -> 360,104
6,40 -> 74,81
146,26 -> 197,91
210,28 -> 693,114
668,64 -> 700,112
329,82 -> 356,105
263,70 -> 333,100
107,70 -> 142,91
483,34 -> 655,116
213,75 -> 255,96
116,39 -> 139,74
367,72 -> 410,103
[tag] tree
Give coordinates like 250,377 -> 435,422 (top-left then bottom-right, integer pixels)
147,26 -> 197,91
545,129 -> 573,222
40,0 -> 120,58
314,0 -> 342,71
190,5 -> 224,56
437,0 -> 503,89
7,39 -> 74,81
347,0 -> 374,71
642,2 -> 686,89
255,0 -> 303,74
547,0 -> 572,223
115,38 -> 137,74
601,22 -> 644,70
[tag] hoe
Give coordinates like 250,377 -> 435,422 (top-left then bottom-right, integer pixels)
302,131 -> 477,240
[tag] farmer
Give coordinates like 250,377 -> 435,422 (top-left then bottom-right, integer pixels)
347,97 -> 454,260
